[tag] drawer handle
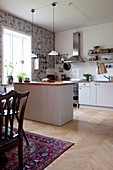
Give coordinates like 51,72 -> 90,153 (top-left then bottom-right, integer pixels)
83,84 -> 86,85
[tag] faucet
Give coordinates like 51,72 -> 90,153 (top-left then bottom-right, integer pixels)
104,75 -> 111,81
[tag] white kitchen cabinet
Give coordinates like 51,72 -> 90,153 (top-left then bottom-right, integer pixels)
79,82 -> 113,108
90,82 -> 97,105
97,83 -> 113,107
79,83 -> 90,105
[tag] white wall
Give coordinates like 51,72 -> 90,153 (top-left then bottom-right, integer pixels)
55,22 -> 113,80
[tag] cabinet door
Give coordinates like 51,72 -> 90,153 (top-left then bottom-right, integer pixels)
79,83 -> 90,105
90,83 -> 97,105
97,83 -> 113,107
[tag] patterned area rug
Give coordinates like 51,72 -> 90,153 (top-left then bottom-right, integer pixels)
4,131 -> 74,169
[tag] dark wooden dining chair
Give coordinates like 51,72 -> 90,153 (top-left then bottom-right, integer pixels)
0,90 -> 29,169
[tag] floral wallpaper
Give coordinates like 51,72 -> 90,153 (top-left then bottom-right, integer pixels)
0,9 -> 55,83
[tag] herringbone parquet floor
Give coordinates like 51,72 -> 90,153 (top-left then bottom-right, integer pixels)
22,107 -> 113,170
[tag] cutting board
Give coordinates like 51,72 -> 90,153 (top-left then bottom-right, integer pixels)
100,63 -> 107,74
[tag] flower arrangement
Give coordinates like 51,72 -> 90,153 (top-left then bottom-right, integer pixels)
5,60 -> 14,76
5,60 -> 17,84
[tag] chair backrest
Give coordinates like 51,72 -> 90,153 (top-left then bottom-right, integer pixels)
0,90 -> 29,141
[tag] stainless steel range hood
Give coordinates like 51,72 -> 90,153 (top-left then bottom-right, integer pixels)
64,32 -> 85,63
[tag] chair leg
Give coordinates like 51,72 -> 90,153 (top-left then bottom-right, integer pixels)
16,115 -> 29,146
18,141 -> 23,170
0,154 -> 8,167
22,129 -> 29,146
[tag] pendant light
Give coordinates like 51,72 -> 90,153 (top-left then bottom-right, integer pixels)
49,2 -> 58,56
31,9 -> 37,57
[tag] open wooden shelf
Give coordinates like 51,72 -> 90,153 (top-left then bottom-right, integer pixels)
89,59 -> 113,63
88,52 -> 113,56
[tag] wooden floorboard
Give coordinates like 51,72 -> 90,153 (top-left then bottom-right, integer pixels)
16,107 -> 113,170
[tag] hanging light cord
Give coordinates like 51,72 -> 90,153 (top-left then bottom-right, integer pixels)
52,2 -> 56,51
31,9 -> 35,54
53,3 -> 55,34
31,9 -> 35,39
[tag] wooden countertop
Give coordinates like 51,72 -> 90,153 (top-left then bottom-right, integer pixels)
79,81 -> 113,83
79,81 -> 90,83
14,81 -> 74,86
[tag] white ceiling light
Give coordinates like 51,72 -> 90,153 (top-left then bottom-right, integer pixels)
49,2 -> 58,56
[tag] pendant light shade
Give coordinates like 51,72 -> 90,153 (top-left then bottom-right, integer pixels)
49,2 -> 58,56
31,9 -> 37,57
30,51 -> 37,58
49,50 -> 58,55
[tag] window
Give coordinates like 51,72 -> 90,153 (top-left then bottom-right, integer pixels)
3,28 -> 31,83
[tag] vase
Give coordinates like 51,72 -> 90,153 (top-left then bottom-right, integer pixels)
7,76 -> 13,84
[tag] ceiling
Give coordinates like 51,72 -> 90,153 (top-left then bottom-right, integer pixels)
0,0 -> 113,32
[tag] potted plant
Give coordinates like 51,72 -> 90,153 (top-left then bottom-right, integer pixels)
17,72 -> 27,82
83,73 -> 91,81
24,77 -> 30,82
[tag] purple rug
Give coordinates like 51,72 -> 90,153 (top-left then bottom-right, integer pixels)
4,131 -> 74,169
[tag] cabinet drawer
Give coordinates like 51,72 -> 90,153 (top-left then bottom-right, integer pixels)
79,83 -> 90,87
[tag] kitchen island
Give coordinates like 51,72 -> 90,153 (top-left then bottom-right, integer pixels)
14,81 -> 74,126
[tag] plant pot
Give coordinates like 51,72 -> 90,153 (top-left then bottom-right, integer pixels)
86,77 -> 89,81
7,76 -> 13,84
18,78 -> 22,83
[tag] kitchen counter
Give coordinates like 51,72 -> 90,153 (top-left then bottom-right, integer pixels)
14,81 -> 74,86
14,81 -> 73,126
79,81 -> 90,83
94,81 -> 113,83
79,81 -> 113,83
